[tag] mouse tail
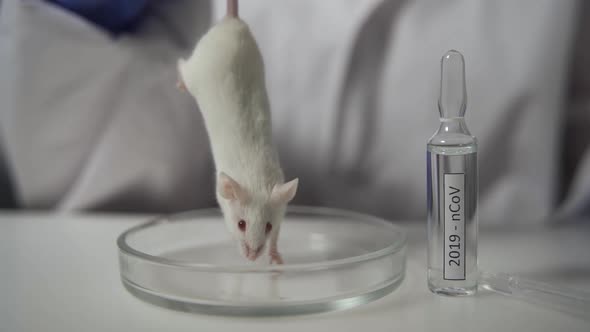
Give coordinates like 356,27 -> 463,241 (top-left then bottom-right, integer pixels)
227,0 -> 239,18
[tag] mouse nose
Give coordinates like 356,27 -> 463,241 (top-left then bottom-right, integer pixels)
244,244 -> 264,261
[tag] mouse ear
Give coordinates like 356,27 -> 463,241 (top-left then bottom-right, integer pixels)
218,172 -> 248,202
271,178 -> 299,204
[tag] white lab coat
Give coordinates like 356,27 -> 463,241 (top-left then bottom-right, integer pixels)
0,0 -> 587,224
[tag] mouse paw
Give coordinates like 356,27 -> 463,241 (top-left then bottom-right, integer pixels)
269,251 -> 283,265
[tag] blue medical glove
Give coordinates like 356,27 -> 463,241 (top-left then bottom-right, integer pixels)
47,0 -> 150,34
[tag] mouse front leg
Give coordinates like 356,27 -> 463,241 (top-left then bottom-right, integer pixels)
269,228 -> 283,265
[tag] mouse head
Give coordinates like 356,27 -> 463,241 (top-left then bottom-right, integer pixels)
218,172 -> 298,261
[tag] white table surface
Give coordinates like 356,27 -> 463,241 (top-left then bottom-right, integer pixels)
1,212 -> 589,332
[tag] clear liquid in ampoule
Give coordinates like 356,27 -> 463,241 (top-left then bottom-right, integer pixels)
427,50 -> 478,296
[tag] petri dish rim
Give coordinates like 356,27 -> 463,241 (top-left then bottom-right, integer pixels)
120,275 -> 403,316
117,205 -> 406,273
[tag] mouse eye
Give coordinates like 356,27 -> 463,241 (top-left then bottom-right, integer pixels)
238,220 -> 246,232
265,222 -> 272,234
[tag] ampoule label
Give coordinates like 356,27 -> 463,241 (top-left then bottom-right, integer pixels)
443,173 -> 466,280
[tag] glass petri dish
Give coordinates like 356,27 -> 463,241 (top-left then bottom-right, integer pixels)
117,206 -> 406,316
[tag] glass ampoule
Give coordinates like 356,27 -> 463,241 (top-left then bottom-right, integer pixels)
427,50 -> 478,296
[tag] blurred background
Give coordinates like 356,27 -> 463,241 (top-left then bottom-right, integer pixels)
0,0 -> 589,225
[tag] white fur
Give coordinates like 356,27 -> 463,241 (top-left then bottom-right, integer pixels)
178,17 -> 297,262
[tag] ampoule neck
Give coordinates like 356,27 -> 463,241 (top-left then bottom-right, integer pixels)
429,116 -> 476,150
438,117 -> 471,135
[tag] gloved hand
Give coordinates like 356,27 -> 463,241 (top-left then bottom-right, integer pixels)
47,0 -> 149,34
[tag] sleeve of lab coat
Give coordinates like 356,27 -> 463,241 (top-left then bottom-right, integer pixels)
0,0 -> 216,212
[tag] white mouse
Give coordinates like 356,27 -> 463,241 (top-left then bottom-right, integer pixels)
177,0 -> 298,264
